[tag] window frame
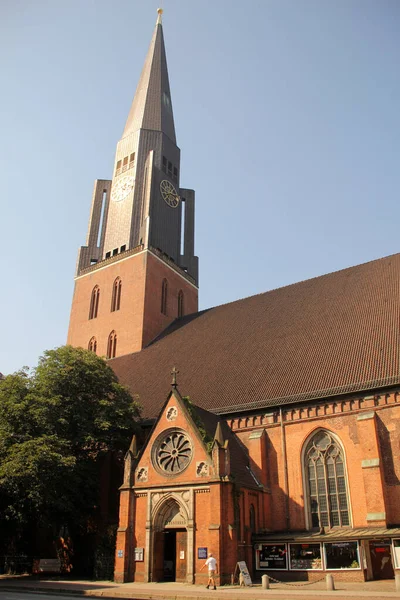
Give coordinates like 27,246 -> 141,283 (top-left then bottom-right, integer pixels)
288,543 -> 323,571
393,539 -> 400,569
111,277 -> 122,312
89,286 -> 100,320
301,429 -> 352,531
255,543 -> 288,571
107,330 -> 117,359
161,279 -> 168,315
88,336 -> 97,354
178,289 -> 184,318
323,541 -> 361,571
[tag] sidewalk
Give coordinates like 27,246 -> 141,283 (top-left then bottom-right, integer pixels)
0,575 -> 399,599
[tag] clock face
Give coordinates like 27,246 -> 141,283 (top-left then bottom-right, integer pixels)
111,175 -> 134,202
160,179 -> 180,208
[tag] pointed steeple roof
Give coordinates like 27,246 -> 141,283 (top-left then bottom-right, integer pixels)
213,422 -> 226,447
122,9 -> 176,143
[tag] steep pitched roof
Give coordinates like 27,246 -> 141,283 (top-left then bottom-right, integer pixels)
110,253 -> 400,418
121,9 -> 176,142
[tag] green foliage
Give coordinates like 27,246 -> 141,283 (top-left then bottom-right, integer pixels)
0,346 -> 141,538
93,525 -> 118,580
182,396 -> 213,453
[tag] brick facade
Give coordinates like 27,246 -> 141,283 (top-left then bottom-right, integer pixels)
67,248 -> 198,357
115,388 -> 400,584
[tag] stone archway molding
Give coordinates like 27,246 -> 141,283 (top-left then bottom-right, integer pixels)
145,489 -> 195,583
152,491 -> 189,531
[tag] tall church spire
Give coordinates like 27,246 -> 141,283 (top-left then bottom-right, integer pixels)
69,9 -> 199,360
122,8 -> 176,143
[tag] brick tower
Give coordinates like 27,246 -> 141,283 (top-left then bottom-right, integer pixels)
67,9 -> 198,359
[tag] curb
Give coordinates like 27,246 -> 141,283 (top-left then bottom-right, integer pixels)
0,583 -> 399,599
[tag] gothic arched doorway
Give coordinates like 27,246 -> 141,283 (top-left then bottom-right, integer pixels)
152,496 -> 189,582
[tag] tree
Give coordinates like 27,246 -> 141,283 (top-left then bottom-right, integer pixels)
0,346 -> 141,560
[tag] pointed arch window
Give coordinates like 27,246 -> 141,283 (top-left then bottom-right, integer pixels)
161,279 -> 168,315
249,504 -> 256,533
89,286 -> 100,320
111,277 -> 122,312
107,330 -> 117,359
178,290 -> 184,318
305,430 -> 350,529
88,337 -> 97,354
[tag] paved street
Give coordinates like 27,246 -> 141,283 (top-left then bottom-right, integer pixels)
0,589 -> 399,600
0,595 -> 79,600
0,575 -> 399,600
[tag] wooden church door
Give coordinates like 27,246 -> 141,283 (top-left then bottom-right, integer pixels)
152,531 -> 164,582
175,530 -> 187,582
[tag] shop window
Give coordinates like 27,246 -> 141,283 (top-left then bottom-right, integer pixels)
89,286 -> 100,320
393,540 -> 400,568
88,337 -> 97,354
305,430 -> 350,529
161,279 -> 168,315
324,541 -> 360,570
178,290 -> 184,318
289,544 -> 322,570
107,330 -> 117,359
257,544 -> 288,570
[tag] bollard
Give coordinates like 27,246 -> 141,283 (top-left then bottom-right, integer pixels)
326,573 -> 335,591
395,572 -> 400,592
262,574 -> 270,589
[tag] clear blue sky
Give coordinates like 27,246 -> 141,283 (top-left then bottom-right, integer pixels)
1,0 -> 399,375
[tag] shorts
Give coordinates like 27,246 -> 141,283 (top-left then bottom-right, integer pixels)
208,570 -> 216,576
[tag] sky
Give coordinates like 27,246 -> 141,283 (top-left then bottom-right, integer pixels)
1,0 -> 399,375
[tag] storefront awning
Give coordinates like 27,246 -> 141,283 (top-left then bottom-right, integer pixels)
253,527 -> 400,543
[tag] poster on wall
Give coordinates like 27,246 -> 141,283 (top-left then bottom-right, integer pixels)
134,547 -> 144,562
258,544 -> 288,569
198,547 -> 207,559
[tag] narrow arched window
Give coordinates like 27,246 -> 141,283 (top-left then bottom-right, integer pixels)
89,286 -> 100,319
107,330 -> 117,359
111,277 -> 122,312
249,504 -> 256,533
161,279 -> 168,315
178,290 -> 184,318
88,337 -> 97,354
305,430 -> 350,529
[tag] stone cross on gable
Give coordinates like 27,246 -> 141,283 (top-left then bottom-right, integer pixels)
171,367 -> 179,388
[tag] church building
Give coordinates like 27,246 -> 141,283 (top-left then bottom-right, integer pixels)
68,10 -> 400,586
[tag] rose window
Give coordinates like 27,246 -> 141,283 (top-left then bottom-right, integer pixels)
153,429 -> 192,475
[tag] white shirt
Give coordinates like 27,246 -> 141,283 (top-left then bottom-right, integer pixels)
205,556 -> 217,571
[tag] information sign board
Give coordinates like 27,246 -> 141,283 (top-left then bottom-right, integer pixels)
237,561 -> 252,586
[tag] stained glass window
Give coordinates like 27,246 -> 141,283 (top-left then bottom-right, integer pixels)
305,431 -> 349,528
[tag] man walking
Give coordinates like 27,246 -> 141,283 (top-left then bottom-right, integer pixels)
200,552 -> 218,590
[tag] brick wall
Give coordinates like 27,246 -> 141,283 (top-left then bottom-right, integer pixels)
67,249 -> 198,357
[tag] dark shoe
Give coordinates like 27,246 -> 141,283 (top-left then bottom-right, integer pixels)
206,585 -> 209,589
213,587 -> 217,590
